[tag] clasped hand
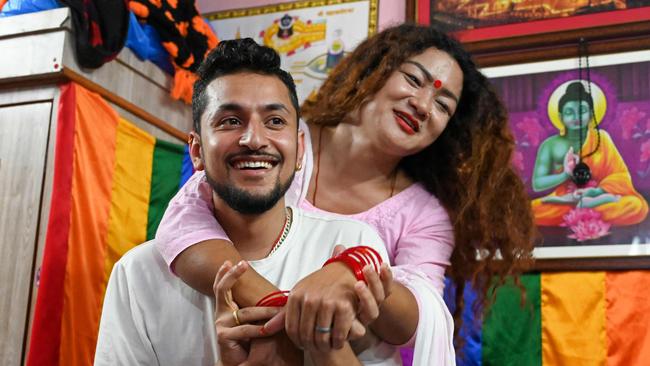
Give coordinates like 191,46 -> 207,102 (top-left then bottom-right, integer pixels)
213,246 -> 393,365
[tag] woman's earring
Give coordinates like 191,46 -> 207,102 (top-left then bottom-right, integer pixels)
296,162 -> 302,171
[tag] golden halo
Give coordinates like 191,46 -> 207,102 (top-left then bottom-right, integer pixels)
547,80 -> 607,133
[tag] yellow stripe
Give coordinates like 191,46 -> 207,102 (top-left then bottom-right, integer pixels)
103,118 -> 155,282
541,272 -> 606,366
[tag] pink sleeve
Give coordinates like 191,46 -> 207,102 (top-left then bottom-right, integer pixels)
154,171 -> 230,271
392,191 -> 454,295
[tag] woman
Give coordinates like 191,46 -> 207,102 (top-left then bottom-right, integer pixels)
156,24 -> 535,363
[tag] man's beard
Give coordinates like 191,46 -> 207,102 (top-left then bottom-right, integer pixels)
205,168 -> 295,215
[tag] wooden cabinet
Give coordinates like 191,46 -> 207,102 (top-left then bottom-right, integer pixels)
0,101 -> 52,366
0,8 -> 191,365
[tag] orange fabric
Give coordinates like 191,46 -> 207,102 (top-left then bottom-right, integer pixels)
175,21 -> 189,37
129,2 -> 149,18
192,15 -> 218,49
541,272 -> 607,366
0,0 -> 7,11
171,67 -> 197,104
532,130 -> 648,226
59,84 -> 118,366
162,41 -> 178,58
605,271 -> 650,365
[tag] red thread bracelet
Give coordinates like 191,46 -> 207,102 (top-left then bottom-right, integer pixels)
256,290 -> 290,307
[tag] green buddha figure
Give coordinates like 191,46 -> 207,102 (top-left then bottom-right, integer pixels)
531,81 -> 648,226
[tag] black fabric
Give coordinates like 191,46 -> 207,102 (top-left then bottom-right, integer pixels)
59,0 -> 129,68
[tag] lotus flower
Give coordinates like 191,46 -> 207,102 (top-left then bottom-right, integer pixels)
620,107 -> 646,140
641,140 -> 650,163
515,116 -> 543,146
562,208 -> 611,242
511,150 -> 524,172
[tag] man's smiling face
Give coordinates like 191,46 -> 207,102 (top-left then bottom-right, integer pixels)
190,71 -> 304,214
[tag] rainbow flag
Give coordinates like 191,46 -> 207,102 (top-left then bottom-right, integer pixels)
26,83 -> 191,366
449,271 -> 650,366
24,84 -> 650,366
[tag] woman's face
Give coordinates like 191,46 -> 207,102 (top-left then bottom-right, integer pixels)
355,47 -> 464,157
560,100 -> 592,130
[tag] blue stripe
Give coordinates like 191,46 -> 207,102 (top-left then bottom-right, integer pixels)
179,144 -> 194,188
443,278 -> 482,366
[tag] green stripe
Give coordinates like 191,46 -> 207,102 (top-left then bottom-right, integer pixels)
146,139 -> 185,240
482,274 -> 541,366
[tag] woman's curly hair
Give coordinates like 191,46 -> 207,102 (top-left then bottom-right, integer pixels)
302,23 -> 537,337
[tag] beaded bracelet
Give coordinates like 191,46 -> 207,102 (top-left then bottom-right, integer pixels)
323,246 -> 383,283
256,290 -> 290,307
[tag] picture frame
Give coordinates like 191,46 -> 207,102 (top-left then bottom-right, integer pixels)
205,0 -> 378,103
410,1 -> 650,67
481,49 -> 650,270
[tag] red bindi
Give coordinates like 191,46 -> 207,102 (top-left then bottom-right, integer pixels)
433,79 -> 442,89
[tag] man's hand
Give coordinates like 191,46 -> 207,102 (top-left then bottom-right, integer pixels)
213,261 -> 281,366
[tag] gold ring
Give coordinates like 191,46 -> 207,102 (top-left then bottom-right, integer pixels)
232,309 -> 241,326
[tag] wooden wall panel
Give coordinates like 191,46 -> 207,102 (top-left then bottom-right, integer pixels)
0,102 -> 52,366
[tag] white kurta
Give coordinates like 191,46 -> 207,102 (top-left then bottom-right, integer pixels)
94,207 -> 403,365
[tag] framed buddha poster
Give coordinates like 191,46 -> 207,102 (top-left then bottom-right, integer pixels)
206,0 -> 378,103
482,49 -> 650,269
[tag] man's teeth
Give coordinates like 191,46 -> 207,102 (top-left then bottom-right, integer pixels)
234,161 -> 273,169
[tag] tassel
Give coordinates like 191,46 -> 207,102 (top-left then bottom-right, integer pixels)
170,67 -> 197,104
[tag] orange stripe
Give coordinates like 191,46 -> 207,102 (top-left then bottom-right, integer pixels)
541,272 -> 606,366
605,271 -> 650,365
59,84 -> 118,366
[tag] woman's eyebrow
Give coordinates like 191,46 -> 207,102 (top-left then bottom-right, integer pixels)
404,60 -> 433,82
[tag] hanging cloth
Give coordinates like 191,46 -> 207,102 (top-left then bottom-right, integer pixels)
0,0 -> 60,18
129,0 -> 219,103
59,0 -> 129,68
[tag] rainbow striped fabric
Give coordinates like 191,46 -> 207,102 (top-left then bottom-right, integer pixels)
448,272 -> 650,366
27,83 -> 192,366
24,84 -> 650,366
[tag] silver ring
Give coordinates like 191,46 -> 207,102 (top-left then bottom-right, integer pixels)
315,325 -> 331,333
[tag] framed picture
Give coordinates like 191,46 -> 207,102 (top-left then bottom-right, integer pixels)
205,0 -> 378,103
412,1 -> 650,67
481,49 -> 650,270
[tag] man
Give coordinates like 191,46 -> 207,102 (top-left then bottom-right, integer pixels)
94,38 -> 396,365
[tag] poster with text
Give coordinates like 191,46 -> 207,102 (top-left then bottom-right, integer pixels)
207,0 -> 377,102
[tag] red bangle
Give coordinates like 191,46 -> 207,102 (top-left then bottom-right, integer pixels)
323,246 -> 383,283
256,290 -> 290,307
325,255 -> 365,281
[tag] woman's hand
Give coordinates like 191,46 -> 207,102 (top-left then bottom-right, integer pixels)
213,261 -> 282,366
283,246 -> 394,352
356,262 -> 393,326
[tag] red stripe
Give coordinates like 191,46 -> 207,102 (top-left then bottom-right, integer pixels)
26,83 -> 76,366
454,7 -> 650,43
417,0 -> 430,25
